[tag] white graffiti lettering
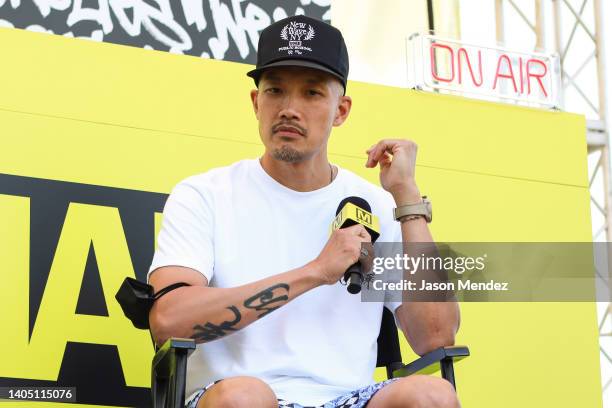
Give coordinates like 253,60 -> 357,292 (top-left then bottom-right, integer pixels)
108,0 -> 192,51
181,0 -> 206,32
0,0 -> 21,8
208,0 -> 249,59
0,0 -> 329,62
33,0 -> 71,18
67,0 -> 112,34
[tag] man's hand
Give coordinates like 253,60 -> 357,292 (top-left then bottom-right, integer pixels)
366,139 -> 421,204
313,224 -> 371,285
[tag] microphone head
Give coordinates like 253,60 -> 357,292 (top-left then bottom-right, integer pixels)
336,196 -> 371,215
332,196 -> 380,242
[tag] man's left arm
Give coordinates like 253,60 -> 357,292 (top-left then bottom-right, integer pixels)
366,139 -> 460,357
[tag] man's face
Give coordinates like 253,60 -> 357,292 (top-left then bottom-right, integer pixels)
250,66 -> 351,163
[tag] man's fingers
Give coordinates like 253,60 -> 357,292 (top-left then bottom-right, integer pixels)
367,140 -> 398,166
346,223 -> 366,234
349,224 -> 371,242
346,223 -> 362,232
366,139 -> 417,167
366,142 -> 388,167
366,144 -> 380,167
379,151 -> 393,166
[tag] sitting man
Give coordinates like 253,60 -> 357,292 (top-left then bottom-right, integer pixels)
148,15 -> 460,408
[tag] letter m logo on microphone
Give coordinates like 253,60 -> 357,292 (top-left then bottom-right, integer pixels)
356,208 -> 372,226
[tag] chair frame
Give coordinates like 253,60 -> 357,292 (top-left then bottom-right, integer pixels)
151,307 -> 469,408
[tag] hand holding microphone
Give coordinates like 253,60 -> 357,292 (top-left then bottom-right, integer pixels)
314,223 -> 371,287
314,197 -> 380,294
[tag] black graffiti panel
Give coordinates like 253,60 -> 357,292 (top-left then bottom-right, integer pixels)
0,0 -> 331,64
0,173 -> 168,407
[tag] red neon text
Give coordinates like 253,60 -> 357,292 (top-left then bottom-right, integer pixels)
429,43 -> 549,97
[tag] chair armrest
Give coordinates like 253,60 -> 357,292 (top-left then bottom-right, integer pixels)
392,345 -> 469,390
153,338 -> 196,375
152,338 -> 196,408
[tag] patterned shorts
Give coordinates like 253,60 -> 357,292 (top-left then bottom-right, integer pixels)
185,378 -> 399,408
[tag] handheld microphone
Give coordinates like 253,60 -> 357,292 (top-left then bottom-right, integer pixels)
331,197 -> 380,294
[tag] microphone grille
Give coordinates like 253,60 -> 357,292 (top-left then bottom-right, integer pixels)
336,196 -> 371,215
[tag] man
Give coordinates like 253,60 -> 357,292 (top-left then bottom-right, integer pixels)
148,15 -> 460,408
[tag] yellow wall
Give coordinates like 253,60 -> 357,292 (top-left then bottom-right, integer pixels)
0,27 -> 601,407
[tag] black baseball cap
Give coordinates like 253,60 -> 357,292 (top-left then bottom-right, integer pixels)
247,15 -> 349,93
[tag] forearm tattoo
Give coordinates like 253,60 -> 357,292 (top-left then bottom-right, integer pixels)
191,306 -> 241,342
190,283 -> 290,342
244,283 -> 290,318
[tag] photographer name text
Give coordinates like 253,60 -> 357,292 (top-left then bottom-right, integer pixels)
372,279 -> 509,291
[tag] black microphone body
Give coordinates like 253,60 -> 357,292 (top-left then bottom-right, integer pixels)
345,263 -> 363,294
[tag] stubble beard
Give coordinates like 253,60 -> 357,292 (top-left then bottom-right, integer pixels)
268,121 -> 311,163
271,145 -> 307,163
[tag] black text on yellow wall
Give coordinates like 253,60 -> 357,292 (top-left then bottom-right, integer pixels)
0,173 -> 168,407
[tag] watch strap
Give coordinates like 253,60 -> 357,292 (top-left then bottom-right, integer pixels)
393,197 -> 432,223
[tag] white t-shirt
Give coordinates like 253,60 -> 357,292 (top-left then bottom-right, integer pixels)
148,158 -> 402,406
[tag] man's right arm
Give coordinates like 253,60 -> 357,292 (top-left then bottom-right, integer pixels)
148,224 -> 369,347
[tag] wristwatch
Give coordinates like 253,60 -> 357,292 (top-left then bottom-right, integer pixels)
393,196 -> 432,223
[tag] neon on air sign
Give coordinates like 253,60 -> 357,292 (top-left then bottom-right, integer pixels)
407,33 -> 561,109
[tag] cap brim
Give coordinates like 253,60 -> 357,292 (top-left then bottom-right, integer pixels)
247,59 -> 346,90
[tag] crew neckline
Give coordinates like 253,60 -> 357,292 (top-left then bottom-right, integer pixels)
251,158 -> 344,196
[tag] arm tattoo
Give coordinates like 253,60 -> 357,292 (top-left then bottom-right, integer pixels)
190,283 -> 290,342
191,306 -> 241,342
244,283 -> 290,318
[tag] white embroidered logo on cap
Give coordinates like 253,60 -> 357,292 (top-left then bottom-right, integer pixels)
279,21 -> 315,55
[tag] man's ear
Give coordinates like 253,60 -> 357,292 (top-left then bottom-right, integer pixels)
250,89 -> 259,117
333,95 -> 352,127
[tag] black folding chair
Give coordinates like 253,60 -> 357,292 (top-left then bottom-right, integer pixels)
151,307 -> 469,408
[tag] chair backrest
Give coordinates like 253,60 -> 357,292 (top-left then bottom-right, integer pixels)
376,306 -> 403,379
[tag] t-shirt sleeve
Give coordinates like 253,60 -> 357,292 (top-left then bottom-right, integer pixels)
147,180 -> 214,284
